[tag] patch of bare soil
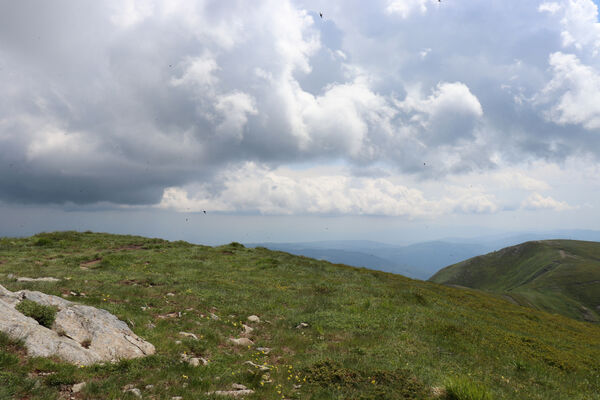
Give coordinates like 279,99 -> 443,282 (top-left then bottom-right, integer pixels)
79,259 -> 101,270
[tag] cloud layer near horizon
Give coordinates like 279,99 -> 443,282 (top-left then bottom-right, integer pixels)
1,0 -> 599,217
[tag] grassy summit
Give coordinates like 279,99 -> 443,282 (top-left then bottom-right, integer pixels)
0,232 -> 599,399
430,240 -> 600,323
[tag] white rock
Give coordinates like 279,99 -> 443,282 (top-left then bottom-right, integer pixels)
171,397 -> 183,400
247,315 -> 260,323
125,388 -> 142,398
296,322 -> 309,329
231,384 -> 247,390
244,361 -> 270,371
256,347 -> 271,354
229,337 -> 254,347
209,390 -> 255,397
241,324 -> 253,335
179,331 -> 198,340
166,292 -> 175,297
0,284 -> 155,365
16,277 -> 60,282
210,312 -> 220,320
72,382 -> 86,393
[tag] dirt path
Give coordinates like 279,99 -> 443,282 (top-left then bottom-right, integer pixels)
559,250 -> 566,259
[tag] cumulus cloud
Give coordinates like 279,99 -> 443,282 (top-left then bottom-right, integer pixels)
539,0 -> 600,54
521,192 -> 572,211
158,163 -> 498,217
537,52 -> 600,129
0,0 -> 599,216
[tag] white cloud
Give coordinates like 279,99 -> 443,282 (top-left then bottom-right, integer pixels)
539,0 -> 600,54
538,52 -> 600,129
385,0 -> 428,18
397,82 -> 483,145
493,171 -> 551,191
158,163 -> 498,217
521,192 -> 572,211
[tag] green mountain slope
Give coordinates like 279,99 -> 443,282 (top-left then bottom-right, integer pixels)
430,240 -> 600,323
0,232 -> 599,399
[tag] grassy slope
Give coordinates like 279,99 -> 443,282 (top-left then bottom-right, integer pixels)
0,232 -> 597,400
429,240 -> 600,323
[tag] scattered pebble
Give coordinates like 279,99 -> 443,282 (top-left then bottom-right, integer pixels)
179,331 -> 198,340
16,276 -> 60,282
145,384 -> 154,390
257,347 -> 271,354
210,313 -> 220,320
166,292 -> 175,297
244,360 -> 270,371
122,385 -> 142,398
230,337 -> 254,347
296,322 -> 309,329
247,315 -> 260,323
242,324 -> 253,335
72,382 -> 86,393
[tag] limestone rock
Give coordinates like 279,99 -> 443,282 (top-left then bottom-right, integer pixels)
229,337 -> 254,347
247,315 -> 260,323
16,277 -> 60,283
244,360 -> 270,371
179,331 -> 198,340
241,324 -> 253,336
0,284 -> 155,365
72,382 -> 86,393
296,322 -> 309,329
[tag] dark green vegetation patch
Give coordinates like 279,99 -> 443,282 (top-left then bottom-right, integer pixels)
0,232 -> 599,399
15,299 -> 58,328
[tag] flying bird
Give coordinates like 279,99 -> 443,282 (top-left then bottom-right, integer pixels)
203,210 -> 207,214
319,12 -> 323,18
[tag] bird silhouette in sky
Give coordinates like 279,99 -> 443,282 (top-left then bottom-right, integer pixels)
319,12 -> 323,18
203,210 -> 207,214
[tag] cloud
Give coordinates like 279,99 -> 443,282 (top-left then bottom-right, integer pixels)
537,52 -> 600,129
539,0 -> 600,54
521,192 -> 572,211
0,0 -> 599,213
158,162 -> 498,217
385,0 -> 429,18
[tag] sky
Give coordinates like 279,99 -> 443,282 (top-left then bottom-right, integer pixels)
1,0 -> 600,245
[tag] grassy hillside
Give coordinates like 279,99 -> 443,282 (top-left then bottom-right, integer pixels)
0,232 -> 598,399
430,240 -> 600,323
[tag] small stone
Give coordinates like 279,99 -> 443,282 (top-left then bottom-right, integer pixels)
210,312 -> 220,320
247,315 -> 260,323
231,383 -> 247,390
145,384 -> 154,390
146,322 -> 156,329
171,397 -> 183,400
244,361 -> 270,371
293,384 -> 302,389
175,340 -> 182,344
16,276 -> 60,282
166,292 -> 175,297
126,388 -> 142,398
256,347 -> 271,354
209,389 -> 255,397
179,331 -> 198,340
7,273 -> 15,279
296,322 -> 309,329
242,324 -> 253,335
72,382 -> 86,393
229,337 -> 254,347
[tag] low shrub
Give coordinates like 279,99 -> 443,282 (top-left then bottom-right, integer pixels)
15,300 -> 58,328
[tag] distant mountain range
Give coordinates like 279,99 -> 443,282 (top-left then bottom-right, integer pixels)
247,229 -> 600,280
430,239 -> 600,322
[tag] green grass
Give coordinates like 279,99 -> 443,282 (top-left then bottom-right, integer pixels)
0,231 -> 599,399
430,240 -> 600,322
15,299 -> 58,328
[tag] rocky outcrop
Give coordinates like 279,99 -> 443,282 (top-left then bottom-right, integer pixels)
0,284 -> 154,365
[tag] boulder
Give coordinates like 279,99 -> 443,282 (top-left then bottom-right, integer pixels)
0,284 -> 155,365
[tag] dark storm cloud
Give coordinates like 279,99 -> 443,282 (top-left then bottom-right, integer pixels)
1,0 -> 599,207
